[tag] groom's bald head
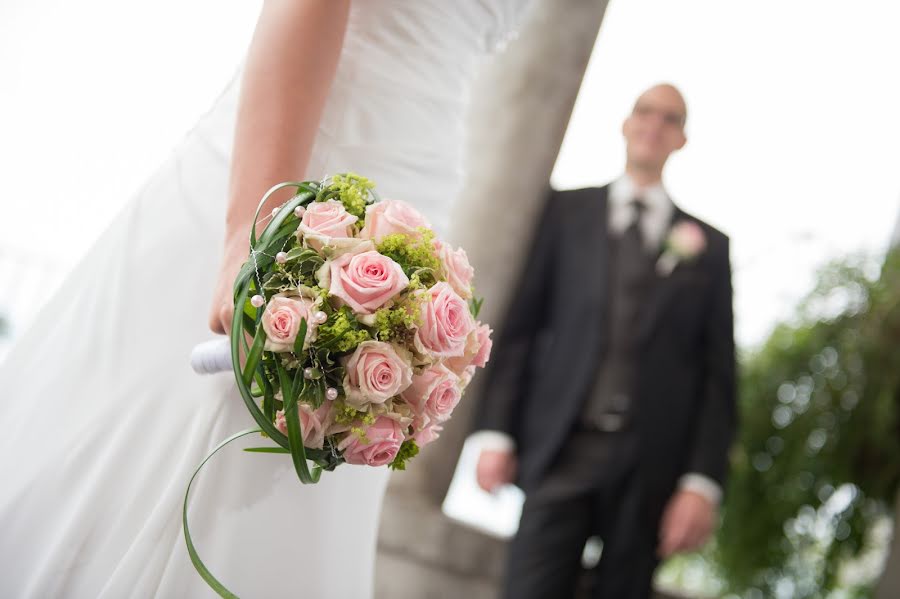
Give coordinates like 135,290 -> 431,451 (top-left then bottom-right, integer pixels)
633,84 -> 687,126
623,83 -> 688,173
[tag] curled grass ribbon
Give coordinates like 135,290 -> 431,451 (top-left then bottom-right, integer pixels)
184,182 -> 329,596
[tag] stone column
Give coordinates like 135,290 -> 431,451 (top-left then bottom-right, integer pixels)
376,1 -> 610,597
875,491 -> 900,598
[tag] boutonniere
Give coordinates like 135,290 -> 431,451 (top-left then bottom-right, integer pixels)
657,220 -> 707,276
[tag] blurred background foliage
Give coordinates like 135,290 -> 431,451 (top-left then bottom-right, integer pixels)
712,247 -> 900,597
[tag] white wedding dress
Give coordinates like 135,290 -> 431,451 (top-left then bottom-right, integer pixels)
0,1 -> 531,597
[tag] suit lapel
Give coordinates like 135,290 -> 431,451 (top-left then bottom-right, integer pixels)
560,185 -> 612,405
539,186 -> 610,411
637,206 -> 686,342
584,186 -> 611,345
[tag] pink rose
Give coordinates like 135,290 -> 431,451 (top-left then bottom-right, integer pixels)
359,199 -> 430,243
435,240 -> 474,300
342,341 -> 414,408
470,323 -> 493,368
414,282 -> 476,358
444,321 -> 493,374
413,422 -> 442,448
400,363 -> 461,423
328,250 -> 409,315
338,416 -> 405,467
261,294 -> 318,352
324,416 -> 351,438
668,221 -> 706,258
298,199 -> 359,251
274,401 -> 333,449
458,365 -> 477,389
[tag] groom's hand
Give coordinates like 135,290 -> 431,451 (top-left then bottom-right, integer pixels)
476,449 -> 517,493
657,489 -> 717,558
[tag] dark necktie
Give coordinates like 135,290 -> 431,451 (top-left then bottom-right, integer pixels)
619,197 -> 648,282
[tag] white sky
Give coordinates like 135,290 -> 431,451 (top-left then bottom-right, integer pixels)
2,0 -> 899,542
0,0 -> 260,339
0,0 -> 260,254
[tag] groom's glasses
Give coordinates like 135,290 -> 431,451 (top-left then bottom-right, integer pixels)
632,103 -> 686,129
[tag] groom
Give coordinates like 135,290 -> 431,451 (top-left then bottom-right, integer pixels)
473,84 -> 736,598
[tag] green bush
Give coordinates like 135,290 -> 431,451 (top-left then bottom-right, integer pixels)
714,249 -> 900,596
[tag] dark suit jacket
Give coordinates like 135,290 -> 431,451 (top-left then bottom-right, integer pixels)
475,185 -> 737,522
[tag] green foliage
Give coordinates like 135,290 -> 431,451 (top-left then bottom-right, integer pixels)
320,173 -> 375,220
470,296 -> 484,319
262,246 -> 324,292
714,250 -> 900,596
377,229 -> 441,284
333,402 -> 375,427
389,440 -> 420,471
316,306 -> 371,353
373,303 -> 419,343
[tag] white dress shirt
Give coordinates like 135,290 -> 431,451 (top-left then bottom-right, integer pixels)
607,174 -> 673,250
471,175 -> 723,506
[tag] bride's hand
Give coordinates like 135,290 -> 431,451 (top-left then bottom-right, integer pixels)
208,236 -> 251,335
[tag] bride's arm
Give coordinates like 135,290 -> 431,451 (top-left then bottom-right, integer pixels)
209,0 -> 351,334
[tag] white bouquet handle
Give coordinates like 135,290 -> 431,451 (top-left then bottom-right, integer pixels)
190,338 -> 232,375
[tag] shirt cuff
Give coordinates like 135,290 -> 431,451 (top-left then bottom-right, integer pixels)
678,473 -> 722,506
468,430 -> 516,453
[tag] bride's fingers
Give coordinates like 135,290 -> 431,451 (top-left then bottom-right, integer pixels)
209,310 -> 225,334
209,302 -> 229,335
210,242 -> 250,335
218,303 -> 234,335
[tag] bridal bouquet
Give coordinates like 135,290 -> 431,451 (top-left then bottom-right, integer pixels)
228,173 -> 492,476
185,174 -> 492,595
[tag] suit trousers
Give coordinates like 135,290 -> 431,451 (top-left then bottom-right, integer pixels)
503,430 -> 659,599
